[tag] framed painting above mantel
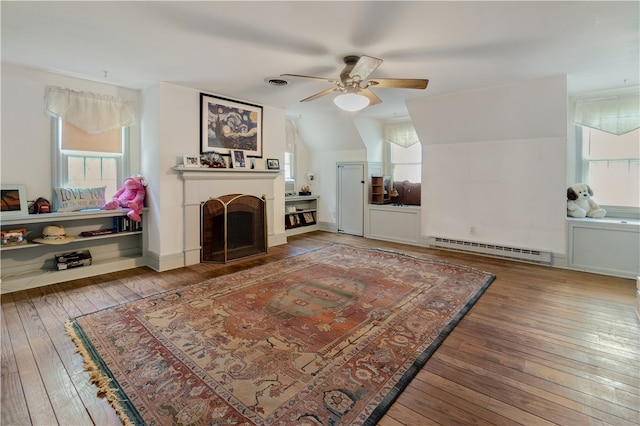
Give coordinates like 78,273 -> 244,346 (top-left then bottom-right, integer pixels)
200,93 -> 263,158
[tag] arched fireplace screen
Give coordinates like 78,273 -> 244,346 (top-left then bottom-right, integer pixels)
201,194 -> 267,263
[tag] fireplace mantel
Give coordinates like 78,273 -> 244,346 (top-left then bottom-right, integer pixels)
174,166 -> 280,181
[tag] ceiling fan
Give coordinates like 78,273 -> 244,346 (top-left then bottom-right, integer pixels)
281,55 -> 429,111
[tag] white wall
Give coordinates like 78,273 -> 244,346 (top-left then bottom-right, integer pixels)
1,65 -> 286,272
296,110 -> 364,151
309,149 -> 366,226
1,63 -> 570,266
407,75 -> 568,255
142,82 -> 286,270
1,63 -> 141,202
140,84 -> 161,265
353,116 -> 384,163
294,110 -> 368,227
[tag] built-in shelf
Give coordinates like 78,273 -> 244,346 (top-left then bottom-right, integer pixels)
371,176 -> 390,204
285,195 -> 319,236
1,208 -> 145,294
1,231 -> 142,251
1,208 -> 134,226
0,256 -> 146,294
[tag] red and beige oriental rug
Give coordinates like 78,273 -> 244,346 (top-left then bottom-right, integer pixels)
66,244 -> 495,425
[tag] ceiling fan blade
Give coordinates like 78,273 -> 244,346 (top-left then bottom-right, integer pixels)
281,73 -> 338,84
348,55 -> 383,81
359,88 -> 382,106
367,78 -> 429,89
300,87 -> 338,102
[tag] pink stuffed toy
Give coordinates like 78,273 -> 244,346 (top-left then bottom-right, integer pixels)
104,174 -> 147,222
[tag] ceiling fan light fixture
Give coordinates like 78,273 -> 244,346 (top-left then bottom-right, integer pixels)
334,93 -> 370,112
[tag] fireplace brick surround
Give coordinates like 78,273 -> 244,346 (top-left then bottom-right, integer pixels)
201,194 -> 267,263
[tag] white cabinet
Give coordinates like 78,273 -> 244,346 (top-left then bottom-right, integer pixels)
284,195 -> 318,236
1,208 -> 146,294
365,204 -> 421,245
567,218 -> 640,279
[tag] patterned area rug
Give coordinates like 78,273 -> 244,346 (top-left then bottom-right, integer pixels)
66,244 -> 495,425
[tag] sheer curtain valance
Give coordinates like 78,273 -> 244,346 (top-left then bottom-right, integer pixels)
285,119 -> 299,152
573,93 -> 640,136
45,86 -> 136,134
384,118 -> 419,148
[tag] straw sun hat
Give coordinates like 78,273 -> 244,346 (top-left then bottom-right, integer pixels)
32,224 -> 75,244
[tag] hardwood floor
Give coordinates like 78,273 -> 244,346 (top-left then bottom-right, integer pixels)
2,231 -> 638,425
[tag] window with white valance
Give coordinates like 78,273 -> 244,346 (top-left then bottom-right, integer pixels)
46,85 -> 135,134
573,93 -> 640,136
384,118 -> 422,183
573,90 -> 640,216
48,86 -> 135,194
384,118 -> 419,148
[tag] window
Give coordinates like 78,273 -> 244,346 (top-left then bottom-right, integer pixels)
572,90 -> 639,217
285,119 -> 299,194
54,117 -> 127,197
384,118 -> 421,183
389,142 -> 421,183
46,86 -> 135,199
284,151 -> 294,180
578,126 -> 639,212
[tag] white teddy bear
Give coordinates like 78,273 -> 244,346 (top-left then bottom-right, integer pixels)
566,183 -> 606,218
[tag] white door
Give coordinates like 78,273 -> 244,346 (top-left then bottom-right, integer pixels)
337,162 -> 365,236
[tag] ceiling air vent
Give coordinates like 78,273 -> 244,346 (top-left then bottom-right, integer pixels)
265,77 -> 288,86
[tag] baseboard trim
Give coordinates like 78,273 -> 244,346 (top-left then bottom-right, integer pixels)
149,250 -> 185,272
318,221 -> 338,233
269,232 -> 287,247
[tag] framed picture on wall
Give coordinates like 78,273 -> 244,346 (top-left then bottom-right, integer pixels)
1,185 -> 28,217
200,93 -> 263,158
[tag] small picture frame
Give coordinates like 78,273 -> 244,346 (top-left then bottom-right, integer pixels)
266,158 -> 280,170
303,212 -> 316,224
1,185 -> 28,217
232,150 -> 247,168
183,154 -> 201,168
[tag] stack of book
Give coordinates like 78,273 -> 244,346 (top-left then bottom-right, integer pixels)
55,250 -> 92,271
113,216 -> 142,232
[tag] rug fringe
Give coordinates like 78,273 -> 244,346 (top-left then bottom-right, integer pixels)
65,319 -> 136,426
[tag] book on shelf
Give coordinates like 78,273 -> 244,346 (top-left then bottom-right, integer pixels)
113,216 -> 142,232
81,228 -> 118,237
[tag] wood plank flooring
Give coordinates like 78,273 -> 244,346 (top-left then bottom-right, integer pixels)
2,231 -> 638,425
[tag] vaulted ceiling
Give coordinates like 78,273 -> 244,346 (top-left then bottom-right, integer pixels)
2,1 -> 638,120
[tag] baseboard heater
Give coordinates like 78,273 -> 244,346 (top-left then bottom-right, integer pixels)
427,236 -> 552,265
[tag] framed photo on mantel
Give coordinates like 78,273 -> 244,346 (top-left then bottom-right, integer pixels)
200,93 -> 263,158
266,158 -> 280,170
231,150 -> 247,168
183,154 -> 201,168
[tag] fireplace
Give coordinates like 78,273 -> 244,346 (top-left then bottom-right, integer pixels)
201,194 -> 267,263
175,167 -> 280,267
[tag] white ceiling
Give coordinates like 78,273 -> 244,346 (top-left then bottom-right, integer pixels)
2,1 -> 638,119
